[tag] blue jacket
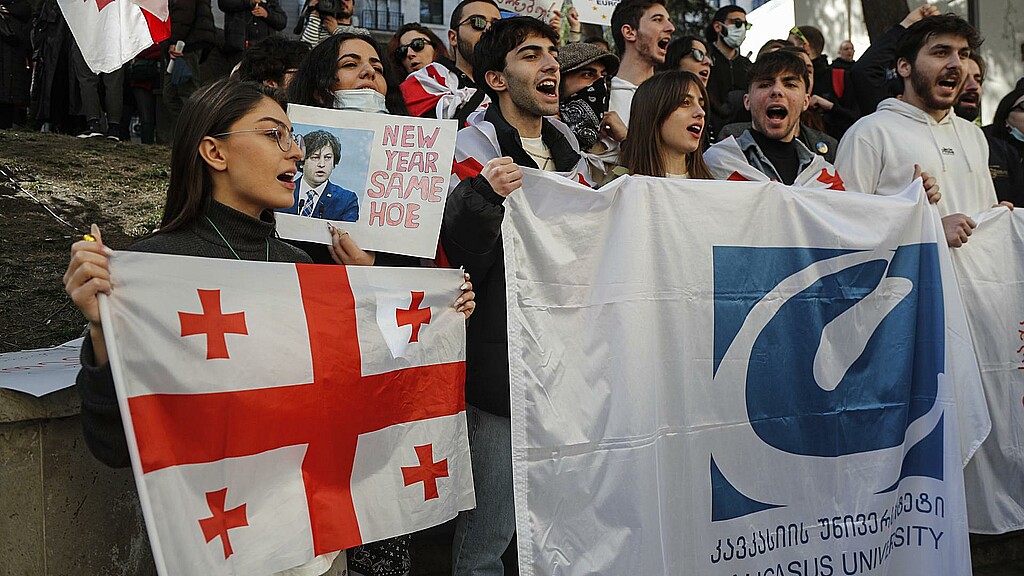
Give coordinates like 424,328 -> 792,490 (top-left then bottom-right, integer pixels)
281,181 -> 359,222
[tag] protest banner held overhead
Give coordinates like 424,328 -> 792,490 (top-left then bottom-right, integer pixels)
493,0 -> 560,23
98,252 -> 474,575
571,0 -> 619,26
275,105 -> 458,259
504,171 -> 989,576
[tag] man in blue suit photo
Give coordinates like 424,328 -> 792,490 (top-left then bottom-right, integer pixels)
282,129 -> 360,221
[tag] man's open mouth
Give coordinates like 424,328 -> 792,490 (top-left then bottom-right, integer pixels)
537,79 -> 557,96
658,38 -> 670,50
937,73 -> 961,90
959,92 -> 979,106
766,105 -> 788,120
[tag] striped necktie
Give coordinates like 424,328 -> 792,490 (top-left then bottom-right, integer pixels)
300,189 -> 316,217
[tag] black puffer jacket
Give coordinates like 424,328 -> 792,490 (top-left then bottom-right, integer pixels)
218,0 -> 286,54
0,0 -> 31,106
169,0 -> 217,55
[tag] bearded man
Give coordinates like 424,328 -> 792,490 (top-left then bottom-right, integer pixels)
607,0 -> 675,126
835,14 -> 1011,248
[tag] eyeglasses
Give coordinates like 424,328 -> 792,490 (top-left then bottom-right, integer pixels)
689,48 -> 713,66
212,126 -> 305,155
789,26 -> 809,45
396,37 -> 429,59
722,17 -> 752,30
457,14 -> 494,32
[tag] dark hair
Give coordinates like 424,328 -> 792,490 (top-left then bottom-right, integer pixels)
237,36 -> 310,90
450,0 -> 500,30
756,39 -> 790,60
779,45 -> 813,92
895,13 -> 982,66
749,49 -> 809,91
991,77 -> 1024,140
387,23 -> 450,82
796,25 -> 824,56
969,51 -> 986,79
611,0 -> 666,57
704,5 -> 746,45
161,80 -> 280,232
287,32 -> 384,108
658,36 -> 707,73
303,130 -> 341,165
620,71 -> 713,179
473,16 -> 559,101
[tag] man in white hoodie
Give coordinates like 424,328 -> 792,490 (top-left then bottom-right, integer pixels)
835,14 -> 1011,247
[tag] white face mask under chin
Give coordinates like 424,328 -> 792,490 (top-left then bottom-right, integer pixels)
333,88 -> 388,113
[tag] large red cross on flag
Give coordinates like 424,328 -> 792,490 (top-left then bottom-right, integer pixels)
57,0 -> 170,74
100,253 -> 474,575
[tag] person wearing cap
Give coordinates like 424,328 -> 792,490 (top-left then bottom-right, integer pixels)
983,77 -> 1024,207
558,42 -> 627,164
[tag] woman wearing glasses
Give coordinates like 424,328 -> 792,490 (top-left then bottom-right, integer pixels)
65,78 -> 474,576
660,36 -> 713,87
387,23 -> 449,78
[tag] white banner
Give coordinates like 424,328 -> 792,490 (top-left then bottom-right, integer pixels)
0,338 -> 82,397
278,105 -> 458,259
504,171 -> 989,576
957,207 -> 1024,534
494,0 -> 560,22
572,0 -> 617,26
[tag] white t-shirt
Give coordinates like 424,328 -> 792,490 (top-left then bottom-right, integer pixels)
609,76 -> 639,128
520,136 -> 555,171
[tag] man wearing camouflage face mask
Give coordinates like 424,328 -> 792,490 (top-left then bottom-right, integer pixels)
558,42 -> 626,154
705,4 -> 752,131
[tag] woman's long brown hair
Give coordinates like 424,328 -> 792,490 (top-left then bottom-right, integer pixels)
620,71 -> 714,179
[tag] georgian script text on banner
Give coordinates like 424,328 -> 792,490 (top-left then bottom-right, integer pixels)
100,253 -> 474,575
503,172 -> 989,576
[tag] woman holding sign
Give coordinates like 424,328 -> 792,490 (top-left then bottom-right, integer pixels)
64,78 -> 474,576
287,32 -> 425,268
620,71 -> 715,179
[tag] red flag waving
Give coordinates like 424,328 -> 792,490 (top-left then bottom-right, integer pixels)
58,0 -> 170,74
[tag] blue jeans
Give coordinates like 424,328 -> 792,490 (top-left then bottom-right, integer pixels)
451,404 -> 515,576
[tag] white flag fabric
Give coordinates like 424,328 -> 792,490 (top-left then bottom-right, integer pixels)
503,171 -> 989,576
956,208 -> 1024,534
58,0 -> 170,74
99,253 -> 474,576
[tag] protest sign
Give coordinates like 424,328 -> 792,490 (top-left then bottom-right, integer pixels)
494,0 -> 559,23
0,338 -> 83,397
572,0 -> 618,26
504,171 -> 988,576
276,105 -> 457,259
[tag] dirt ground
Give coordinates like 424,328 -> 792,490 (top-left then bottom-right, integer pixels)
0,130 -> 170,353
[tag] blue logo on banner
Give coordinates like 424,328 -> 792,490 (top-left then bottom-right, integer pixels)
710,244 -> 944,521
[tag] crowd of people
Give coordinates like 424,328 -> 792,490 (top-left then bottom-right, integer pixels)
48,0 -> 1024,575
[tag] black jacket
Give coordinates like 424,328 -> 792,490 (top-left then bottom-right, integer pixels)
218,0 -> 287,54
441,104 -> 582,417
0,0 -> 31,106
983,124 -> 1024,207
706,42 -> 752,126
169,0 -> 217,55
849,24 -> 904,117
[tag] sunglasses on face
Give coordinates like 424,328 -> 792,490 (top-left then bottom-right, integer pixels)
723,17 -> 752,30
689,48 -> 713,65
458,14 -> 493,32
396,37 -> 429,59
789,26 -> 809,45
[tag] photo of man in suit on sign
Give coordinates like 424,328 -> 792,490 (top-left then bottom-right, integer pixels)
282,129 -> 359,221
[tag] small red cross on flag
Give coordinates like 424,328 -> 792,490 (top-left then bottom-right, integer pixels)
100,253 -> 474,575
396,291 -> 431,343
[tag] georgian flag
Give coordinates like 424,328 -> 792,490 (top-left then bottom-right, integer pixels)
99,253 -> 474,575
400,62 -> 490,120
703,135 -> 846,190
57,0 -> 170,74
